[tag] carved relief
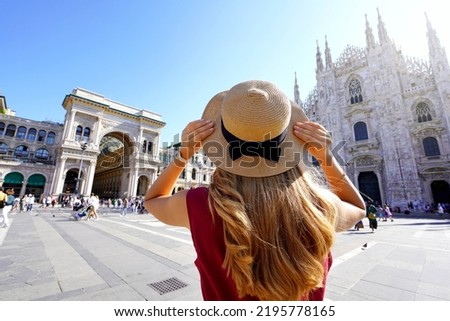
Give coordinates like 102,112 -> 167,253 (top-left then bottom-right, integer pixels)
356,157 -> 375,167
334,45 -> 368,76
101,119 -> 119,129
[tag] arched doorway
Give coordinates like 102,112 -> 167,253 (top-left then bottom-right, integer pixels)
2,172 -> 24,196
91,132 -> 134,200
63,170 -> 80,194
137,175 -> 149,196
26,174 -> 46,199
431,180 -> 450,204
358,171 -> 382,205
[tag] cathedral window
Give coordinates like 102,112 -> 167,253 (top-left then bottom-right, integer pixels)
349,79 -> 363,104
423,137 -> 440,157
0,122 -> 5,136
416,102 -> 432,123
142,140 -> 147,153
354,121 -> 369,141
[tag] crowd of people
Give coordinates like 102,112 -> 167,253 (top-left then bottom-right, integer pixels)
405,199 -> 450,215
0,190 -> 148,225
354,198 -> 450,233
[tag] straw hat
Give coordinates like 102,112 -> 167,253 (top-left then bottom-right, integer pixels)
201,80 -> 308,177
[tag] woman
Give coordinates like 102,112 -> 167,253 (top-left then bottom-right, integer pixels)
1,188 -> 15,228
144,80 -> 365,300
367,201 -> 378,232
384,204 -> 393,222
354,220 -> 364,231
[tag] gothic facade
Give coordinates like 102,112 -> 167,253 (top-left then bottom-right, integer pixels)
297,10 -> 450,209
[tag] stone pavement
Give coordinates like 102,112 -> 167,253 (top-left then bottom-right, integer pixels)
0,207 -> 449,301
326,212 -> 450,301
0,207 -> 202,301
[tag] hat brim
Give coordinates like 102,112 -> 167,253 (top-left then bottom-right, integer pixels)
201,91 -> 309,177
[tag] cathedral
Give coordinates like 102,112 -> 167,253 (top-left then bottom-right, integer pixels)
296,10 -> 450,209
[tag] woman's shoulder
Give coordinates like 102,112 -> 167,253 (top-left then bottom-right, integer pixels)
187,187 -> 209,199
186,187 -> 210,213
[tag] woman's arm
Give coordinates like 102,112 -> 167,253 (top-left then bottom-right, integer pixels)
144,119 -> 215,228
294,121 -> 366,231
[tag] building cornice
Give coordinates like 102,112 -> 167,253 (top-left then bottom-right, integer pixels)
62,94 -> 166,128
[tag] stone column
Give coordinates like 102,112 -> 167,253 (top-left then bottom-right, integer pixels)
64,111 -> 76,140
52,157 -> 67,194
85,159 -> 97,195
94,118 -> 102,147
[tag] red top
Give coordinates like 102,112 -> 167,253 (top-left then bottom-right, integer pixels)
186,187 -> 332,301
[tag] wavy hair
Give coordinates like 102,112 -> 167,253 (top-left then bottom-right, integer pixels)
208,166 -> 337,300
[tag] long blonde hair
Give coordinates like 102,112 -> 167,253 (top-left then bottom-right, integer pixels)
208,166 -> 337,300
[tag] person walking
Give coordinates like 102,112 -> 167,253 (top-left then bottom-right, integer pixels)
437,203 -> 444,219
87,193 -> 100,220
1,188 -> 15,228
377,204 -> 384,221
19,195 -> 25,212
384,204 -> 394,222
144,80 -> 366,301
26,194 -> 35,212
367,201 -> 378,232
121,197 -> 129,217
354,220 -> 364,231
0,187 -> 8,227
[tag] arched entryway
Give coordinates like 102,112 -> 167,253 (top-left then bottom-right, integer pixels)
358,171 -> 382,205
2,172 -> 24,196
137,175 -> 149,196
26,174 -> 46,198
91,132 -> 134,200
431,180 -> 450,204
62,169 -> 82,194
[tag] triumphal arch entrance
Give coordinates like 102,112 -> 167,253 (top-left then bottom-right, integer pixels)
51,88 -> 164,200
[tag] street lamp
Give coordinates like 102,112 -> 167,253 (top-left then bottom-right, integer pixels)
74,142 -> 88,195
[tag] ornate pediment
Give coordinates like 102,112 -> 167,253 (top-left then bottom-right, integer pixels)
344,102 -> 372,118
347,137 -> 379,153
410,120 -> 446,137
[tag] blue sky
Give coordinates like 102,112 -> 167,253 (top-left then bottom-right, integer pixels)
1,0 -> 449,146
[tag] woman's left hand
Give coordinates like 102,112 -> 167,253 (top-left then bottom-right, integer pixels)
179,119 -> 215,160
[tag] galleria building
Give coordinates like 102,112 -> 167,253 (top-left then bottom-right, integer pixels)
1,11 -> 449,209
